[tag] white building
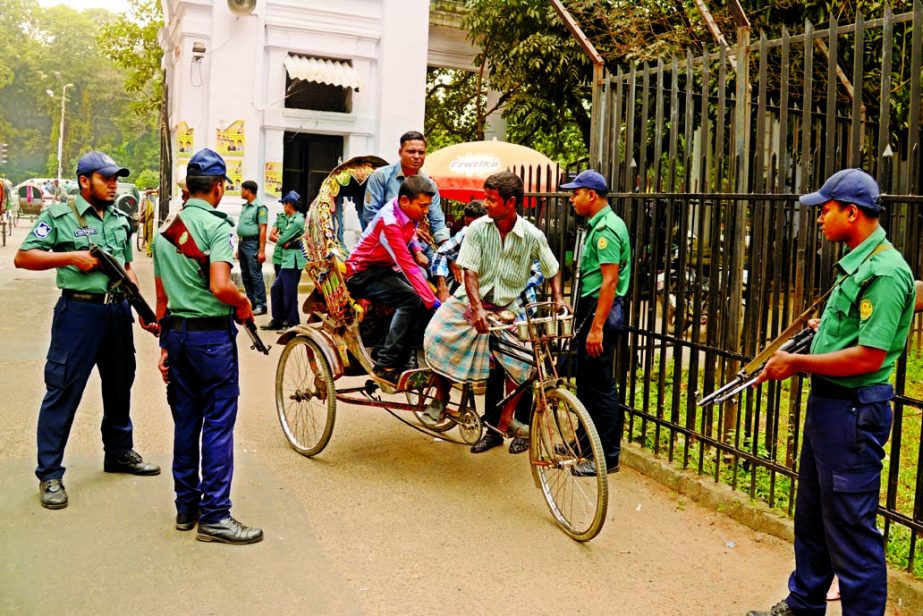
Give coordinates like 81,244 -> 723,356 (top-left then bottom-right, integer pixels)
159,0 -> 486,216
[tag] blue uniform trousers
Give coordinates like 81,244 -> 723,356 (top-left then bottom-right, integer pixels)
346,266 -> 425,369
786,383 -> 893,616
270,267 -> 301,327
36,296 -> 135,480
163,323 -> 239,524
238,237 -> 267,309
573,297 -> 623,466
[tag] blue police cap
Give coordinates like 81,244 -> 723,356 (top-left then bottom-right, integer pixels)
186,148 -> 231,183
76,151 -> 129,179
799,168 -> 884,213
560,169 -> 608,193
280,190 -> 301,205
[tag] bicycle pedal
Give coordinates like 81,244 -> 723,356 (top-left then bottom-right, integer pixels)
363,379 -> 379,395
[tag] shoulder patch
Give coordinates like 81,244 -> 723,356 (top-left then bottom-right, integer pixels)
860,298 -> 874,320
597,236 -> 609,250
33,222 -> 52,239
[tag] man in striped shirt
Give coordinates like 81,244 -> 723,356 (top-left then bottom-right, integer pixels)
345,175 -> 440,384
423,171 -> 565,453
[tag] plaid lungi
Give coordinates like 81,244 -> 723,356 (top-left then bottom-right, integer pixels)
423,296 -> 533,384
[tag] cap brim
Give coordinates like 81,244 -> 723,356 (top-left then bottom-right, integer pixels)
799,190 -> 828,206
223,175 -> 232,184
95,165 -> 130,178
560,181 -> 580,190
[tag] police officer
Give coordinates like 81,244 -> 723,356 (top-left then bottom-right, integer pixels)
262,191 -> 303,331
563,170 -> 631,476
153,148 -> 262,545
268,199 -> 290,276
235,180 -> 268,315
748,169 -> 916,616
14,151 -> 160,510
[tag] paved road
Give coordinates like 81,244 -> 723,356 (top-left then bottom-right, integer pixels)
0,234 -> 847,615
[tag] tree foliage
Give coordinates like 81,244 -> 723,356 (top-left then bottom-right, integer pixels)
423,0 -> 919,165
0,0 -> 161,185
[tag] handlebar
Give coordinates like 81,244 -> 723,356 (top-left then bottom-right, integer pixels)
486,301 -> 572,333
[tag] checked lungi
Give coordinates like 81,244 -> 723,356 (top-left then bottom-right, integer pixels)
424,296 -> 532,384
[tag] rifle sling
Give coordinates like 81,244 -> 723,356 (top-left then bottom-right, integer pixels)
741,242 -> 892,375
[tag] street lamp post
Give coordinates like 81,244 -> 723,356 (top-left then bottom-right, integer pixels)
46,82 -> 74,181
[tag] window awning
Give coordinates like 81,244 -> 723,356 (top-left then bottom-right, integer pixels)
284,55 -> 361,91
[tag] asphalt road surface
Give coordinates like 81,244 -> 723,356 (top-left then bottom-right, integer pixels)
0,235 -> 854,615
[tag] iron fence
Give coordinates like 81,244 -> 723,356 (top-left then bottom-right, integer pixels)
519,3 -> 923,575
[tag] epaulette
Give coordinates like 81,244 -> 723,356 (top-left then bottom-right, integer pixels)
48,203 -> 72,218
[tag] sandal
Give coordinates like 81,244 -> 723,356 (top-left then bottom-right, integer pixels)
419,399 -> 447,427
506,418 -> 530,439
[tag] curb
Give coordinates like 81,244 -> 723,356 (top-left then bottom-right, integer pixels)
620,442 -> 923,614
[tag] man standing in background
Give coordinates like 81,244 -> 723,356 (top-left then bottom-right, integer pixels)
362,131 -> 450,256
236,180 -> 268,315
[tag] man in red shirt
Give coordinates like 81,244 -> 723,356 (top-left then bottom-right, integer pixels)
346,175 -> 440,384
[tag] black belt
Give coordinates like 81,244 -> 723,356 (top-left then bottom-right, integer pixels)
238,236 -> 258,241
62,289 -> 123,305
811,377 -> 857,401
168,315 -> 232,331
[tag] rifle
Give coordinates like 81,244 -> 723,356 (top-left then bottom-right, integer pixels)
89,245 -> 157,325
698,278 -> 923,408
160,213 -> 271,354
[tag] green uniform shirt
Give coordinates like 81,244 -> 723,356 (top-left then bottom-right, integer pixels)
272,212 -> 290,265
579,205 -> 631,298
456,215 -> 559,308
152,199 -> 236,318
237,199 -> 268,238
277,212 -> 306,270
20,194 -> 133,293
811,225 -> 915,388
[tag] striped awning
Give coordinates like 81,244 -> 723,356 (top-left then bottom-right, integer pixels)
284,54 -> 361,91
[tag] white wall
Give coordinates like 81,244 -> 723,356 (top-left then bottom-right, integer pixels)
162,0 -> 441,217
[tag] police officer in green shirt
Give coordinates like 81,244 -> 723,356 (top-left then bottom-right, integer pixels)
14,151 -> 160,510
263,191 -> 304,330
235,180 -> 268,315
268,205 -> 290,275
749,169 -> 916,616
563,170 -> 631,477
153,148 -> 262,545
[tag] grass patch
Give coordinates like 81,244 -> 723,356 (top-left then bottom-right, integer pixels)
618,347 -> 923,577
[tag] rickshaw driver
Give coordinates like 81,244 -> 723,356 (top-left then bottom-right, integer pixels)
423,171 -> 566,444
345,175 -> 442,385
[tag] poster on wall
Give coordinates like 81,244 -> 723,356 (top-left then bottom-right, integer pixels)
264,162 -> 282,198
226,158 -> 244,196
217,120 -> 245,157
176,122 -> 194,159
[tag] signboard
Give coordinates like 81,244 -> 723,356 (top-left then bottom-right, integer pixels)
264,162 -> 282,198
216,120 -> 245,157
176,122 -> 194,159
226,158 -> 244,195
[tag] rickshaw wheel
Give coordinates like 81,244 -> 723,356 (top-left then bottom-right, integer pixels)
531,388 -> 608,542
275,335 -> 336,457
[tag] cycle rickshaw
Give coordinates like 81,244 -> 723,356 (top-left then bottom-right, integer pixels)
273,156 -> 608,541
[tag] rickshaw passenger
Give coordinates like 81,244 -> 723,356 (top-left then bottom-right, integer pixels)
423,171 -> 566,453
345,175 -> 441,384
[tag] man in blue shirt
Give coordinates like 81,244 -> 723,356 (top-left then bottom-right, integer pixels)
361,131 -> 450,254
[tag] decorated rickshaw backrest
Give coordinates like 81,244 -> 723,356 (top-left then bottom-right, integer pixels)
302,156 -> 387,323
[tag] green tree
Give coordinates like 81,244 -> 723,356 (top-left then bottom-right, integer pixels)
463,0 -> 595,158
97,0 -> 164,116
